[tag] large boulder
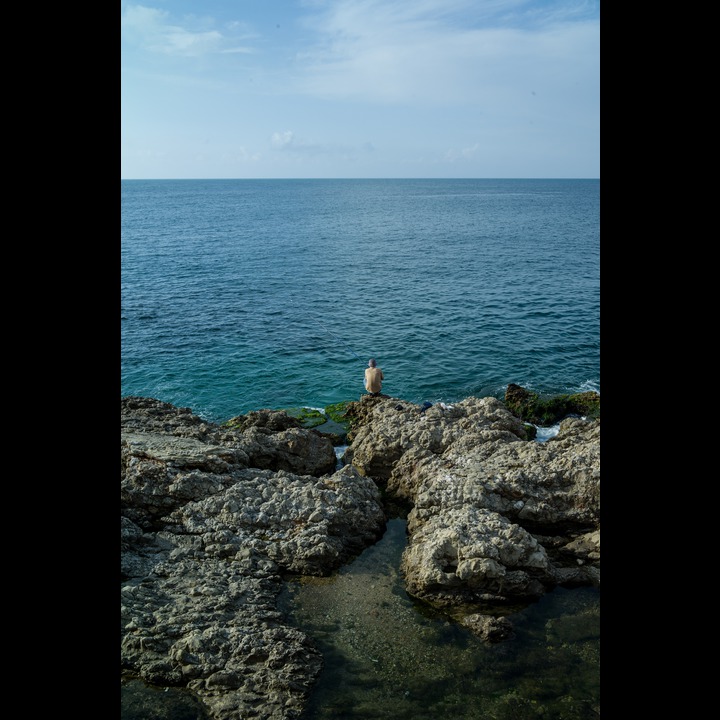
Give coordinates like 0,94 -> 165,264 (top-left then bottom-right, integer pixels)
400,506 -> 552,607
344,395 -> 530,480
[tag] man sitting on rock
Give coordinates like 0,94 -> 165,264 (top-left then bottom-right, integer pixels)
364,358 -> 384,396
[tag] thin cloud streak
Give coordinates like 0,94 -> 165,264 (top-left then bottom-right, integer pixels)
121,0 -> 599,178
121,4 -> 256,57
292,0 -> 598,106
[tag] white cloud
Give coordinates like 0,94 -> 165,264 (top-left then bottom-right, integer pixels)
271,131 -> 295,149
270,130 -> 364,159
121,4 -> 254,57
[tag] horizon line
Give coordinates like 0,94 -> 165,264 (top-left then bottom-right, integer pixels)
121,176 -> 600,181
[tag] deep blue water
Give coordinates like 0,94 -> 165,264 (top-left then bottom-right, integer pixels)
121,179 -> 599,422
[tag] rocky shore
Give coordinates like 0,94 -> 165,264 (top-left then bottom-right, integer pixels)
121,390 -> 600,719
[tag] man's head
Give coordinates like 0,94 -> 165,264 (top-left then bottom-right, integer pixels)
368,358 -> 377,367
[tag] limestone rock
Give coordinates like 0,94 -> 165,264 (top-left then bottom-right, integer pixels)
121,390 -> 599,720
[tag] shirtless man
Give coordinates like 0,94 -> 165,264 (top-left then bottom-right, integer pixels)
364,358 -> 384,396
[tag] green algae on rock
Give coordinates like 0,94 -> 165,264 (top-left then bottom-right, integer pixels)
504,384 -> 600,426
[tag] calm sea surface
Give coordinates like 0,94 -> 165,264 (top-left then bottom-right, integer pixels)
120,179 -> 600,719
121,179 -> 599,422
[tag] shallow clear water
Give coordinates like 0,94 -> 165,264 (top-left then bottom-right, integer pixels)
279,519 -> 600,720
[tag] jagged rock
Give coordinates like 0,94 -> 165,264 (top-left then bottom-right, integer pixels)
458,613 -> 515,642
121,398 -> 386,720
121,391 -> 599,720
344,396 -> 530,480
225,408 -> 303,432
400,506 -> 552,607
339,395 -> 599,616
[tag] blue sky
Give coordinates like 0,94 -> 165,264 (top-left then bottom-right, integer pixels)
121,0 -> 599,179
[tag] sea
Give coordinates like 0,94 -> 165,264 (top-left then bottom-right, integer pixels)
121,178 -> 599,423
120,178 -> 600,720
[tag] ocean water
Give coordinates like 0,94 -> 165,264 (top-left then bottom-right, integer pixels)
121,179 -> 599,422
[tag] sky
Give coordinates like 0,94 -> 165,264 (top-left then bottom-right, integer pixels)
121,0 -> 600,179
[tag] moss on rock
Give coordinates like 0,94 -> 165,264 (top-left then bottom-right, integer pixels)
281,407 -> 328,428
325,401 -> 351,424
504,383 -> 600,426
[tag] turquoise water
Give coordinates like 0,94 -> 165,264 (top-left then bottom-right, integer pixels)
121,179 -> 599,422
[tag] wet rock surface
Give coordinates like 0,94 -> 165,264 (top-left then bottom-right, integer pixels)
121,392 -> 599,719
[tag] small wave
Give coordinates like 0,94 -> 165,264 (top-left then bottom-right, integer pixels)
534,424 -> 560,442
577,379 -> 600,394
